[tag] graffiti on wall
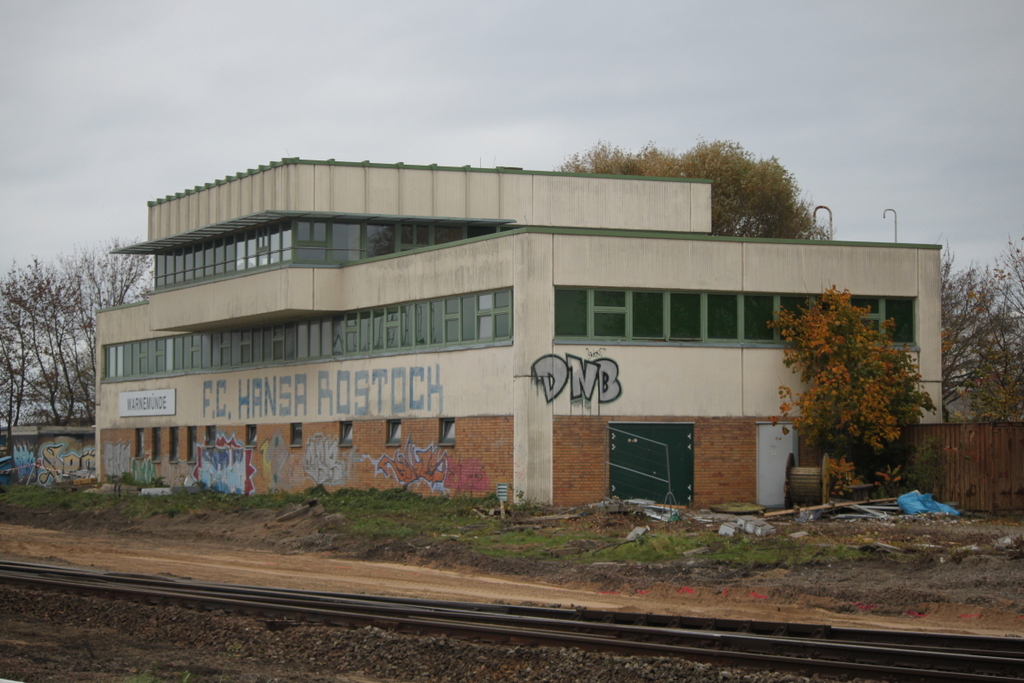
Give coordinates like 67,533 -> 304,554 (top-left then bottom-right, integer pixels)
192,434 -> 257,495
132,457 -> 157,484
532,354 -> 622,403
303,433 -> 352,487
3,440 -> 96,486
95,428 -> 493,497
258,433 -> 291,490
370,438 -> 450,494
40,442 -> 97,475
201,364 -> 445,421
11,441 -> 41,485
103,441 -> 132,478
447,458 -> 491,496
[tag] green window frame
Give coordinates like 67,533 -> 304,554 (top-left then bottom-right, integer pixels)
553,288 -> 916,347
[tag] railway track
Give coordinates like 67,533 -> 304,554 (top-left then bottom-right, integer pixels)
2,559 -> 1022,682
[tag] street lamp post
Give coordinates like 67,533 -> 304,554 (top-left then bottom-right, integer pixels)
884,209 -> 897,243
813,206 -> 833,239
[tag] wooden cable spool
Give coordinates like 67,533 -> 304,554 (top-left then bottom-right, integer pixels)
787,454 -> 831,507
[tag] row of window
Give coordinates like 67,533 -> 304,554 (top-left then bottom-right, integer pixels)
134,418 -> 456,461
104,290 -> 512,379
554,289 -> 915,344
153,218 -> 512,289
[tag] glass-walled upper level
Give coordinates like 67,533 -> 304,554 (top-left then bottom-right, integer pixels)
104,289 -> 512,380
152,216 -> 515,290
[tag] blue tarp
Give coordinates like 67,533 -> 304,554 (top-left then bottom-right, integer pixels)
897,490 -> 960,516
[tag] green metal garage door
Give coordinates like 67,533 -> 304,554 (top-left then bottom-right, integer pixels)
608,423 -> 694,505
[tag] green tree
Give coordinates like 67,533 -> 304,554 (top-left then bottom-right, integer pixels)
772,287 -> 935,458
558,139 -> 828,240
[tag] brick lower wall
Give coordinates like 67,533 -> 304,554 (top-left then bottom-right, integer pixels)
99,416 -> 513,498
552,415 -> 761,508
102,413 -> 760,506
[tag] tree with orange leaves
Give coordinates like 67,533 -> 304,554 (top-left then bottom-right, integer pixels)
772,286 -> 935,458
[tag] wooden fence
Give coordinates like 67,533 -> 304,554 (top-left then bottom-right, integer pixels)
900,423 -> 1024,513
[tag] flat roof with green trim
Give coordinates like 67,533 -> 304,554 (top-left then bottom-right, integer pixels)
147,158 -> 712,207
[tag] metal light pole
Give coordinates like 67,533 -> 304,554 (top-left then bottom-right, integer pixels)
884,209 -> 897,242
813,206 -> 833,239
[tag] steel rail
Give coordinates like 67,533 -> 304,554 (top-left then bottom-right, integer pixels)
5,560 -> 1021,658
2,560 -> 1022,683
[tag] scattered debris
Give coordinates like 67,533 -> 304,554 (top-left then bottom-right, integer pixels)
793,508 -> 822,522
834,504 -> 890,520
995,535 -> 1017,548
708,502 -> 767,515
718,522 -> 739,537
897,490 -> 960,516
517,513 -> 581,524
855,541 -> 902,554
591,525 -> 654,555
140,487 -> 172,496
993,534 -> 1024,559
590,498 -> 683,522
275,499 -> 321,522
764,497 -> 898,519
717,519 -> 776,537
788,531 -> 809,539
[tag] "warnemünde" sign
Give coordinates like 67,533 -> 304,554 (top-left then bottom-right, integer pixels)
119,389 -> 176,417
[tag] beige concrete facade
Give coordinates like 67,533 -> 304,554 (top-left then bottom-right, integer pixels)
96,159 -> 942,506
147,160 -> 712,239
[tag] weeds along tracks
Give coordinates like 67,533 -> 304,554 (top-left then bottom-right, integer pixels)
2,560 -> 1023,683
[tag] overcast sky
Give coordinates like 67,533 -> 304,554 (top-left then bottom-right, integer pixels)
2,0 -> 1021,272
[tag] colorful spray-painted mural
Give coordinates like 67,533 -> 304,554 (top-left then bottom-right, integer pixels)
97,417 -> 510,497
256,432 -> 292,491
2,429 -> 96,487
370,438 -> 450,494
192,434 -> 257,495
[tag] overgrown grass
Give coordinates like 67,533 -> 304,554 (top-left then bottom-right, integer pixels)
0,484 -> 504,540
0,485 -> 873,566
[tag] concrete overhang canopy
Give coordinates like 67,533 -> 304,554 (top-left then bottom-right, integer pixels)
113,211 -> 517,255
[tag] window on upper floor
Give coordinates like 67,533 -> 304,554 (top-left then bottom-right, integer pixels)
554,288 -> 915,346
103,289 -> 513,380
152,219 -> 509,291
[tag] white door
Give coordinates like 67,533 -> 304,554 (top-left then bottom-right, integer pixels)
757,423 -> 797,508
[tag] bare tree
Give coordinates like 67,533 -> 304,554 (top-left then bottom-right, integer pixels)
0,238 -> 149,429
59,237 -> 150,422
941,237 -> 1024,421
15,258 -> 89,425
0,267 -> 33,449
970,237 -> 1024,420
940,250 -> 999,419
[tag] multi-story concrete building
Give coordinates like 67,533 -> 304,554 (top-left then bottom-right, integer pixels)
96,158 -> 941,507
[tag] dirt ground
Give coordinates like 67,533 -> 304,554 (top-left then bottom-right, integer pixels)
1,500 -> 1023,682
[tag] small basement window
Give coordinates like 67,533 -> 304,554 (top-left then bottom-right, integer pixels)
387,420 -> 402,445
439,418 -> 455,444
